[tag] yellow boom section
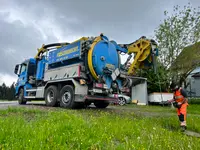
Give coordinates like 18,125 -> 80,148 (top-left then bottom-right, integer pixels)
127,38 -> 156,75
35,44 -> 46,59
87,36 -> 102,80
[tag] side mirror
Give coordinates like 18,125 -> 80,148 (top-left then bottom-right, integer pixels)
14,64 -> 21,75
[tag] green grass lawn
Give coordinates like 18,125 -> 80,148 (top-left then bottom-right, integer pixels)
0,104 -> 200,150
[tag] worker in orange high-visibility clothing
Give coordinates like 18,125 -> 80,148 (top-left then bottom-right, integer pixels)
168,82 -> 188,132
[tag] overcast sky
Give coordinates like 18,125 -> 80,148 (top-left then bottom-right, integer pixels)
0,0 -> 199,86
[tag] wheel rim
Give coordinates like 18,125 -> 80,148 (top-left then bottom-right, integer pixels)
118,97 -> 126,105
47,90 -> 54,103
62,91 -> 71,104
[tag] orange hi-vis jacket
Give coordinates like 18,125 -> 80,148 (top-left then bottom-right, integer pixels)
174,88 -> 185,103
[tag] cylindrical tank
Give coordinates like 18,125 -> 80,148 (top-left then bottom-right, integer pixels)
87,35 -> 120,81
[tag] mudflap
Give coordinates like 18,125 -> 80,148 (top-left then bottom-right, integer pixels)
74,94 -> 86,102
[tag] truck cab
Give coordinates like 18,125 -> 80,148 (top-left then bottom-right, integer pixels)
14,58 -> 37,103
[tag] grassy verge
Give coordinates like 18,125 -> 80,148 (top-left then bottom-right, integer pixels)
188,98 -> 200,104
0,105 -> 200,150
123,103 -> 200,114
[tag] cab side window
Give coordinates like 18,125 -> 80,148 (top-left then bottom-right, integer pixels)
20,64 -> 27,74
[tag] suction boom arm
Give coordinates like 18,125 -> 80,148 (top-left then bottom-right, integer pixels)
119,36 -> 158,75
34,37 -> 89,59
35,42 -> 70,59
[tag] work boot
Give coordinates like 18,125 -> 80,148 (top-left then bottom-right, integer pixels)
180,125 -> 187,132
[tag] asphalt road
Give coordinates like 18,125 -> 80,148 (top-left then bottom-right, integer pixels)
0,101 -> 46,109
0,101 -> 99,110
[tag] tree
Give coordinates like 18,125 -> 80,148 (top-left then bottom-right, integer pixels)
171,42 -> 200,87
138,61 -> 170,94
154,3 -> 200,85
9,83 -> 16,100
1,83 -> 7,100
0,82 -> 16,101
0,84 -> 2,99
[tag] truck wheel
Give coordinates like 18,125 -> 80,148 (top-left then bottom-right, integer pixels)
45,85 -> 58,107
60,85 -> 77,109
94,101 -> 109,108
18,88 -> 27,105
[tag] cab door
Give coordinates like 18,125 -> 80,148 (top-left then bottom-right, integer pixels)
14,63 -> 28,96
18,63 -> 28,85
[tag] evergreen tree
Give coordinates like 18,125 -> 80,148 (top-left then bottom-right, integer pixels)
9,83 -> 16,100
0,85 -> 2,99
2,83 -> 7,100
0,82 -> 16,101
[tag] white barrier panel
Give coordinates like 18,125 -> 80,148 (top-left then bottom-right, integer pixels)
148,92 -> 173,103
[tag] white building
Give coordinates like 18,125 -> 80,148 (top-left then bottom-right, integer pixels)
186,67 -> 200,97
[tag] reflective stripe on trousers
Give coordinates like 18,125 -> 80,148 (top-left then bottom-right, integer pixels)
176,103 -> 188,126
175,95 -> 184,99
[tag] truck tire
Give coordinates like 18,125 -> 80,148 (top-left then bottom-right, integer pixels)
45,85 -> 58,107
18,88 -> 27,105
94,101 -> 109,108
60,85 -> 77,109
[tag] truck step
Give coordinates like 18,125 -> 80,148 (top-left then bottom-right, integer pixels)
26,88 -> 37,92
24,96 -> 36,99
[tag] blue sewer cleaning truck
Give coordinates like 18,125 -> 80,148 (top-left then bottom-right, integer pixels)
14,34 -> 158,108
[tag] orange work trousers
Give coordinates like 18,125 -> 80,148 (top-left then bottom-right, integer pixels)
176,102 -> 188,126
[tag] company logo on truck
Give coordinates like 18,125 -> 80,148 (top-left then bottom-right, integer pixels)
57,46 -> 79,57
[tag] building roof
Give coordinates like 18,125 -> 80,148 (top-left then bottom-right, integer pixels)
190,67 -> 200,74
191,72 -> 200,78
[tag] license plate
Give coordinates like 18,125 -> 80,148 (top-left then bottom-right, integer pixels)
93,89 -> 102,93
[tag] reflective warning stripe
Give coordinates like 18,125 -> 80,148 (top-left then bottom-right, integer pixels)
175,95 -> 184,99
